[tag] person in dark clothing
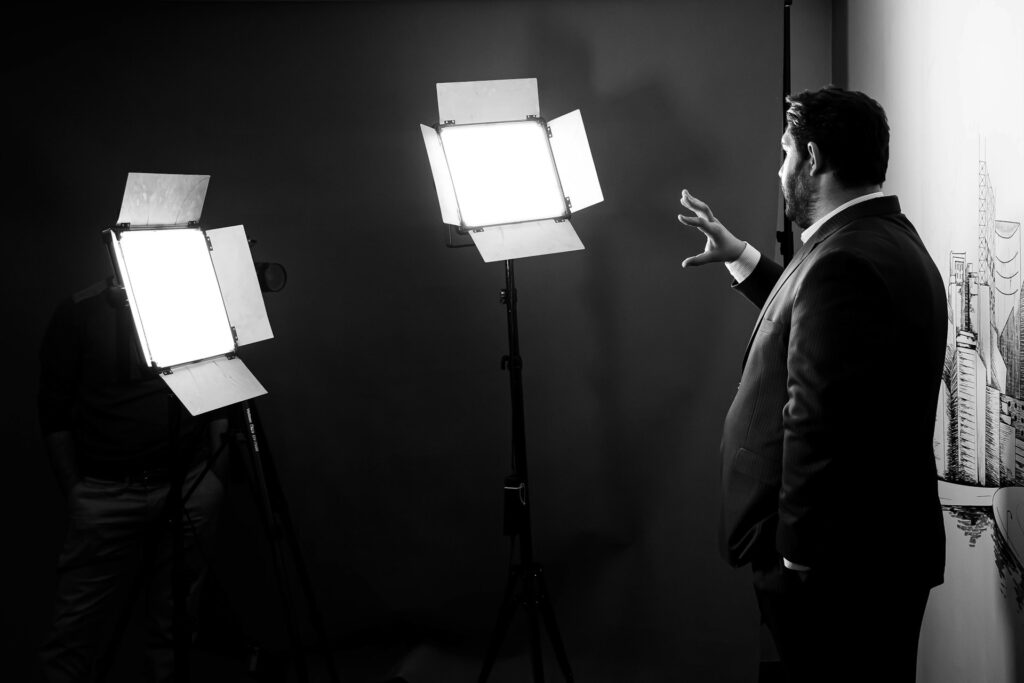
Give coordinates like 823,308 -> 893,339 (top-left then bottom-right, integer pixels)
678,87 -> 946,682
38,277 -> 228,683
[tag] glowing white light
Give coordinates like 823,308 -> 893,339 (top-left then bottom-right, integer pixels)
440,120 -> 567,228
113,229 -> 235,369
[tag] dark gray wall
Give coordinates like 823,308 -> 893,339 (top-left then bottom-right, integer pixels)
4,2 -> 829,680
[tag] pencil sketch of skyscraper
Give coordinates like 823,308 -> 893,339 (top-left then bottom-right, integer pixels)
938,160 -> 1024,487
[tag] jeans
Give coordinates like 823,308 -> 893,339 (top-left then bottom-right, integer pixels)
40,458 -> 224,683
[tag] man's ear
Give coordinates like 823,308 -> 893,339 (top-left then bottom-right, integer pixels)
806,141 -> 825,176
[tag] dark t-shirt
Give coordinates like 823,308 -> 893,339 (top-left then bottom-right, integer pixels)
38,280 -> 211,469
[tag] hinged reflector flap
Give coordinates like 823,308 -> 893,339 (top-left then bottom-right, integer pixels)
117,173 -> 210,227
437,78 -> 539,125
469,219 -> 583,262
549,110 -> 603,213
420,124 -> 461,225
206,224 -> 273,346
161,355 -> 266,416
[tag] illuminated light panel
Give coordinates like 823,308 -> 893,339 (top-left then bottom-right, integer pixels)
440,120 -> 567,228
114,228 -> 235,369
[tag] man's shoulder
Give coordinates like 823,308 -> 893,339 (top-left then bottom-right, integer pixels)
826,207 -> 922,253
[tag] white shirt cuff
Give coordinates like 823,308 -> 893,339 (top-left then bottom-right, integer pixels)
725,243 -> 760,283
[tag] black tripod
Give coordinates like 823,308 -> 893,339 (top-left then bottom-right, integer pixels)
96,395 -> 341,683
173,397 -> 341,682
226,398 -> 342,683
478,259 -> 573,683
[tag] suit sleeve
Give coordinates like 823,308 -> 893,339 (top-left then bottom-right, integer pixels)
776,250 -> 891,566
733,256 -> 784,309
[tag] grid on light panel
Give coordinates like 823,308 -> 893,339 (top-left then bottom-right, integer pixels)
440,120 -> 567,228
112,228 -> 236,369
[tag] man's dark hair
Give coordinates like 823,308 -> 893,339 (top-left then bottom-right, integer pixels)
785,86 -> 890,188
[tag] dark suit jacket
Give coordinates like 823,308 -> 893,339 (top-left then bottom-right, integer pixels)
720,195 -> 946,587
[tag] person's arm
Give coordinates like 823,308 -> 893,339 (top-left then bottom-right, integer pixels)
208,416 -> 230,482
43,431 -> 79,498
38,298 -> 81,498
778,250 -> 889,568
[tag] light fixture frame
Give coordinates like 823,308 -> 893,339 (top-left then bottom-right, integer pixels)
421,78 -> 603,263
434,116 -> 572,234
104,222 -> 239,373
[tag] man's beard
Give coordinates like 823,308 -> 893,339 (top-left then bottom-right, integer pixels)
782,165 -> 816,229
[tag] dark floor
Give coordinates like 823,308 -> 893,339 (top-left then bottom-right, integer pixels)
108,644 -> 680,683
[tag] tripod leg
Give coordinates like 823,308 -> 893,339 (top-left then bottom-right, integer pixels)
281,514 -> 341,682
237,416 -> 308,683
167,397 -> 191,683
534,568 -> 574,682
522,579 -> 546,683
478,567 -> 522,683
244,401 -> 340,683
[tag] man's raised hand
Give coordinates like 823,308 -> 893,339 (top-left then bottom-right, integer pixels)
678,189 -> 746,268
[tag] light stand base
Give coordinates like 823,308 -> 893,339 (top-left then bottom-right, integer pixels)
478,562 -> 573,683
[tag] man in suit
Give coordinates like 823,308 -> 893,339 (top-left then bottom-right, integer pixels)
678,87 -> 947,682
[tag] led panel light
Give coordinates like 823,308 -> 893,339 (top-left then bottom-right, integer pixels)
421,78 -> 603,262
441,120 -> 567,228
109,173 -> 272,416
113,228 -> 235,369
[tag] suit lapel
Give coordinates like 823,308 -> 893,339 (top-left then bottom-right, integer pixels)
739,196 -> 903,369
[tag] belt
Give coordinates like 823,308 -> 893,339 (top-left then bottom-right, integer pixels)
80,460 -> 176,484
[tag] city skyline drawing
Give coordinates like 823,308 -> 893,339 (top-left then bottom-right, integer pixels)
936,158 -> 1024,489
933,156 -> 1024,615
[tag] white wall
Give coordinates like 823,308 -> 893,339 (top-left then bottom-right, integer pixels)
845,0 -> 1024,276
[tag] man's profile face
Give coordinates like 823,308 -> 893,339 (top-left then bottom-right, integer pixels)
778,128 -> 815,229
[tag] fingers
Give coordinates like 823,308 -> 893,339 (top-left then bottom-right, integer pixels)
679,189 -> 724,269
680,189 -> 715,221
677,212 -> 712,236
681,252 -> 716,268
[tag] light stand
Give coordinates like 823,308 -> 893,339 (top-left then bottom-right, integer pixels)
232,398 -> 342,683
777,0 -> 795,267
168,397 -> 190,682
420,78 -> 603,683
477,260 -> 573,683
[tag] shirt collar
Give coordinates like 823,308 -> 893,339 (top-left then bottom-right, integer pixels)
800,191 -> 885,243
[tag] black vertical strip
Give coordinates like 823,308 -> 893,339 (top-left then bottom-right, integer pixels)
779,0 -> 795,266
114,288 -> 132,383
831,0 -> 848,88
784,0 -> 792,130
